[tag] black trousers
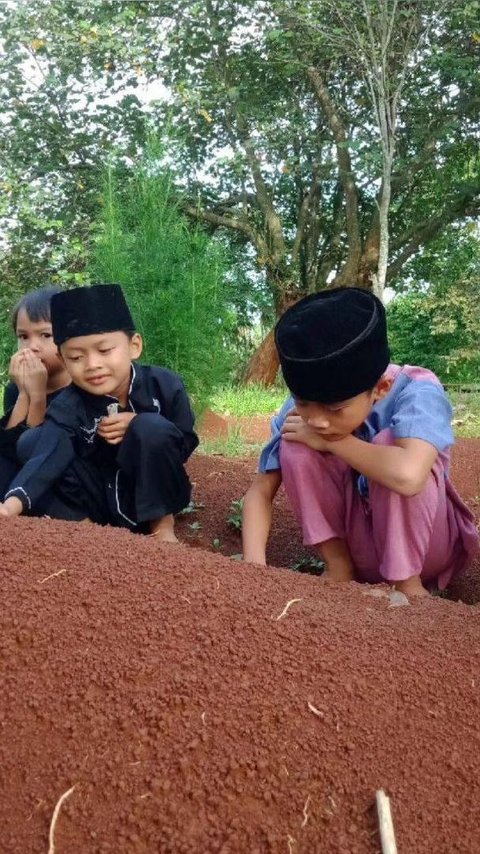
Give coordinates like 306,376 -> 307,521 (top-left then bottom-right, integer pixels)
17,414 -> 192,531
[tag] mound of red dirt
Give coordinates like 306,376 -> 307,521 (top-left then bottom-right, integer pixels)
1,442 -> 479,853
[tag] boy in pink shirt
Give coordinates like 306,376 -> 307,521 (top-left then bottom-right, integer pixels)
242,288 -> 478,597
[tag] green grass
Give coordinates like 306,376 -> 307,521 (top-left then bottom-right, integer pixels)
209,383 -> 287,417
198,425 -> 264,458
450,392 -> 480,438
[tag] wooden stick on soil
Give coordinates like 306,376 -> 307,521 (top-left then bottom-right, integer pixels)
275,598 -> 302,621
375,789 -> 397,854
48,784 -> 76,854
39,568 -> 67,584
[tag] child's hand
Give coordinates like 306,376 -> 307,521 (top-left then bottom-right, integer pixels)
21,350 -> 48,397
97,412 -> 137,445
8,351 -> 28,390
281,412 -> 332,452
0,496 -> 23,517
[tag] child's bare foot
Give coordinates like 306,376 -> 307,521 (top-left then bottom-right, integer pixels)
322,564 -> 355,583
149,514 -> 180,543
394,575 -> 429,598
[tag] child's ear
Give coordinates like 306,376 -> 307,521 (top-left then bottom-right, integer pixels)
129,333 -> 143,360
373,374 -> 392,401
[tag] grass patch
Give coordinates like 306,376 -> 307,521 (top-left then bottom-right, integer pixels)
198,425 -> 263,458
450,391 -> 480,438
209,383 -> 287,417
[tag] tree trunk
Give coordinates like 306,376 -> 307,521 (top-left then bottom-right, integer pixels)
372,154 -> 394,300
243,281 -> 300,386
243,327 -> 280,386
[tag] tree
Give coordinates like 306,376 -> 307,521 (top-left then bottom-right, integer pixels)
285,0 -> 457,299
89,149 -> 236,401
1,1 -> 478,382
388,225 -> 480,381
155,0 -> 480,378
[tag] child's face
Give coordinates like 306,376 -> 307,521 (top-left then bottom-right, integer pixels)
16,309 -> 65,378
60,331 -> 143,404
294,376 -> 392,441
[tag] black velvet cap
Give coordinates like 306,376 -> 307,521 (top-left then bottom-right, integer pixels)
275,287 -> 390,403
51,284 -> 135,345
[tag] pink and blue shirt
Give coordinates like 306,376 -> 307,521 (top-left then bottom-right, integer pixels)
259,364 -> 454,479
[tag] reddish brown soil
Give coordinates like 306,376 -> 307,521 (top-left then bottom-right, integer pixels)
199,409 -> 271,444
1,439 -> 479,853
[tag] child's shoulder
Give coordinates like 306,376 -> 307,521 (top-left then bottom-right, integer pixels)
137,363 -> 188,391
46,384 -> 84,419
392,363 -> 443,388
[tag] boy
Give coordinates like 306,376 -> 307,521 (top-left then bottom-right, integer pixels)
242,287 -> 478,596
0,283 -> 198,542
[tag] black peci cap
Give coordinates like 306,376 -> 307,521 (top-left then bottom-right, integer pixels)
51,284 -> 135,345
275,287 -> 390,403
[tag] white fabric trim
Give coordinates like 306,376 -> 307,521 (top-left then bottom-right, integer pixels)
115,469 -> 137,527
5,486 -> 32,510
128,363 -> 137,412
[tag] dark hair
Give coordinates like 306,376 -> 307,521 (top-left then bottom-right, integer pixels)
12,285 -> 64,332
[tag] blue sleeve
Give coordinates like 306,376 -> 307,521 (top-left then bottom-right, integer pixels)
4,418 -> 76,511
391,381 -> 453,451
258,397 -> 294,472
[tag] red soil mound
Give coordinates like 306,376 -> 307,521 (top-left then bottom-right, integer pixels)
0,441 -> 479,853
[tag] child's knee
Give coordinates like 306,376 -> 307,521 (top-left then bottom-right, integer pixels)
17,426 -> 43,464
127,413 -> 182,450
279,438 -> 317,469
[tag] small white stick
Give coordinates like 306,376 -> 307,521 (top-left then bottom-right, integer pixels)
48,785 -> 76,854
275,598 -> 302,620
39,569 -> 66,584
301,794 -> 311,827
376,789 -> 397,854
307,701 -> 324,718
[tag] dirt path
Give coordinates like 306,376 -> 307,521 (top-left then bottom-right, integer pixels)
0,440 -> 479,853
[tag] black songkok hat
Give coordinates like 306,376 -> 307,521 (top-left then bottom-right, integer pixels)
51,283 -> 135,345
275,287 -> 390,403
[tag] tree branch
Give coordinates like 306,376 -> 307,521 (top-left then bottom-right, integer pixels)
387,185 -> 480,280
183,202 -> 268,258
307,65 -> 362,282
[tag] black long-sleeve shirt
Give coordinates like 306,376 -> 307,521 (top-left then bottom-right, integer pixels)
0,382 -> 65,463
5,363 -> 198,511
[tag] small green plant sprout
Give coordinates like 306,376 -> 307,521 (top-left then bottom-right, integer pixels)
291,554 -> 325,575
227,498 -> 244,531
188,521 -> 202,531
179,499 -> 205,516
212,537 -> 222,550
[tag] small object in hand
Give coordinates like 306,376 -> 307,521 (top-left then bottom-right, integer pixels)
107,403 -> 119,416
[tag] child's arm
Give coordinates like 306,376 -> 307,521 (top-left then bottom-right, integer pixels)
282,415 -> 437,496
0,411 -> 76,518
327,435 -> 438,495
170,383 -> 198,459
242,470 -> 282,564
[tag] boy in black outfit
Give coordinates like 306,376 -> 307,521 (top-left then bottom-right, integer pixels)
0,284 -> 198,542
